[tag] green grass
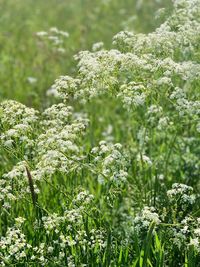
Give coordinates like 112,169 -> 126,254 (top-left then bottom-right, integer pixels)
1,0 -> 200,266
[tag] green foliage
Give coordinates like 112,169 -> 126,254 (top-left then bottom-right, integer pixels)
0,0 -> 200,266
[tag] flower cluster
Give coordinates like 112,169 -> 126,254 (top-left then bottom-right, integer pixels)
0,191 -> 106,266
36,27 -> 69,54
91,141 -> 129,185
0,102 -> 88,203
0,100 -> 38,149
167,183 -> 196,211
0,218 -> 31,266
133,206 -> 161,235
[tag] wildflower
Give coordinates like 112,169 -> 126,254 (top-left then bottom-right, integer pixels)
27,77 -> 37,84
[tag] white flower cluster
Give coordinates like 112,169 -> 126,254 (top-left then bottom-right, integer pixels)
167,183 -> 196,209
133,206 -> 161,235
136,153 -> 153,167
170,216 -> 193,249
92,41 -> 104,52
53,75 -> 81,100
0,102 -> 88,203
146,104 -> 171,131
0,191 -> 106,266
72,190 -> 94,206
114,0 -> 200,58
0,218 -> 31,265
41,103 -> 74,127
50,0 -> 200,148
0,100 -> 38,149
42,213 -> 64,234
168,216 -> 200,252
190,218 -> 200,252
1,161 -> 40,204
33,109 -> 88,181
170,87 -> 200,117
117,82 -> 147,109
91,141 -> 129,185
36,27 -> 69,54
40,191 -> 94,233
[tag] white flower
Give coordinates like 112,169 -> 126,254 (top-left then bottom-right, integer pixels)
36,31 -> 47,37
27,77 -> 37,84
189,238 -> 199,249
92,42 -> 104,52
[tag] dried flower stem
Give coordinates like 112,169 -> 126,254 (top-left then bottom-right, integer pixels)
25,166 -> 37,206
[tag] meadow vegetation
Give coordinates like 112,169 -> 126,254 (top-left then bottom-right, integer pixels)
0,0 -> 200,266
